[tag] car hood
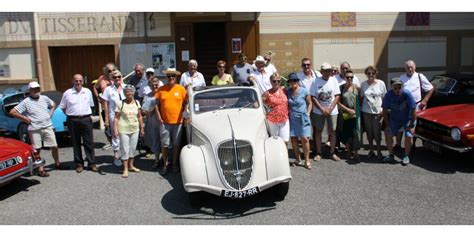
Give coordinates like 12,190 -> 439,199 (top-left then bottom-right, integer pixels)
192,109 -> 267,145
417,104 -> 474,128
0,137 -> 31,158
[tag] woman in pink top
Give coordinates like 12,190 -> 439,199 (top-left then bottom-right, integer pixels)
262,73 -> 289,143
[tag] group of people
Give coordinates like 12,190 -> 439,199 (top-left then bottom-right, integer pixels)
10,50 -> 433,178
259,58 -> 433,170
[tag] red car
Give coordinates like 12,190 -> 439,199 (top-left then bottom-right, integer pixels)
415,103 -> 474,154
0,137 -> 44,187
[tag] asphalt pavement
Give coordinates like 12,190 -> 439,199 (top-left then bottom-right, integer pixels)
1,129 -> 473,224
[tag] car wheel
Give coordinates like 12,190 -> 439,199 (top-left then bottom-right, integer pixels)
17,123 -> 30,144
188,191 -> 205,207
272,182 -> 290,201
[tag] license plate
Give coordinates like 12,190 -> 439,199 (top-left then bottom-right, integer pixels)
0,156 -> 22,171
221,187 -> 260,199
423,141 -> 442,153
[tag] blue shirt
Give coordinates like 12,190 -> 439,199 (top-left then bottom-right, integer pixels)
382,89 -> 416,123
14,95 -> 54,131
287,87 -> 309,114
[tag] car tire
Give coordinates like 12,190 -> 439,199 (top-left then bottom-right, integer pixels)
189,191 -> 205,207
17,123 -> 30,144
272,182 -> 290,201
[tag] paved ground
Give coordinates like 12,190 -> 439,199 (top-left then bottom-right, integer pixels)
1,129 -> 473,225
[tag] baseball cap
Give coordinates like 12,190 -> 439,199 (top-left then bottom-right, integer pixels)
28,81 -> 40,89
391,77 -> 403,85
321,62 -> 332,70
145,68 -> 155,73
287,73 -> 300,81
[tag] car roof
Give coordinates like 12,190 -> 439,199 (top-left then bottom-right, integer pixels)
433,73 -> 474,81
192,84 -> 255,92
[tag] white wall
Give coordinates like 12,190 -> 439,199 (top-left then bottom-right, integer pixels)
0,48 -> 35,79
313,38 -> 374,70
388,37 -> 447,68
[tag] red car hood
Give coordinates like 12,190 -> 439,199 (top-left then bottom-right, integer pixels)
0,137 -> 32,158
417,104 -> 474,128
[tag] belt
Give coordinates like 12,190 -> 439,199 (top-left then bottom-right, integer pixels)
67,114 -> 91,119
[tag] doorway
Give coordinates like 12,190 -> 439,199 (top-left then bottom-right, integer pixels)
193,22 -> 227,83
49,45 -> 115,92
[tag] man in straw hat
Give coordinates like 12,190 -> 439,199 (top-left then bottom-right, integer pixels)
155,68 -> 188,175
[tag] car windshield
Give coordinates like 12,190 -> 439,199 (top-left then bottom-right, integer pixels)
431,76 -> 456,93
193,88 -> 260,113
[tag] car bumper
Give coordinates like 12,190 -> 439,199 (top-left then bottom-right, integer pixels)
184,176 -> 292,196
0,157 -> 45,186
415,134 -> 472,153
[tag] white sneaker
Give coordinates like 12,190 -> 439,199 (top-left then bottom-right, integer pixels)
402,156 -> 410,166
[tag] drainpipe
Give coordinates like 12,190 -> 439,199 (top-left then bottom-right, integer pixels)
32,12 -> 44,89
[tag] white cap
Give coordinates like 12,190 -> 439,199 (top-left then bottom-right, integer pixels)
320,62 -> 332,70
28,81 -> 40,89
255,55 -> 265,63
145,68 -> 155,73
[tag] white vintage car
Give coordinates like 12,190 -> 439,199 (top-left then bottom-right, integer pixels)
180,85 -> 292,206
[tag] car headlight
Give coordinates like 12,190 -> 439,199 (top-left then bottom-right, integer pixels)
450,127 -> 462,141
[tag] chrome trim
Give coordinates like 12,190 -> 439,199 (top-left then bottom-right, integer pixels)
0,157 -> 44,185
415,134 -> 472,153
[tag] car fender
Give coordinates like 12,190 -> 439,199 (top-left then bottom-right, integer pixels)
264,136 -> 292,181
180,144 -> 209,193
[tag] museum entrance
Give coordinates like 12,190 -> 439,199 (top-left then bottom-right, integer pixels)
49,45 -> 115,92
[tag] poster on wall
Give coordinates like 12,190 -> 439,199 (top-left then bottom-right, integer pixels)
232,38 -> 241,53
151,43 -> 176,76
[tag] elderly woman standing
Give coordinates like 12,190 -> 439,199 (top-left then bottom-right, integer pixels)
113,85 -> 144,178
337,70 -> 361,161
361,66 -> 387,159
142,76 -> 163,168
211,60 -> 234,85
262,73 -> 289,143
287,73 -> 312,170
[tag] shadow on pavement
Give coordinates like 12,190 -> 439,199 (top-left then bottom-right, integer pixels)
0,177 -> 41,201
159,171 -> 279,220
409,147 -> 474,174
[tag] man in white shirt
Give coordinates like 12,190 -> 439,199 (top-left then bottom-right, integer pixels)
179,59 -> 206,89
59,74 -> 97,173
335,62 -> 361,87
252,51 -> 278,75
310,63 -> 341,161
249,55 -> 272,95
395,59 -> 434,149
296,57 -> 322,90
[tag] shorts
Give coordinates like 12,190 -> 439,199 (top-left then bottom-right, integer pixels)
160,124 -> 183,148
268,120 -> 290,142
390,121 -> 416,138
29,126 -> 57,150
311,113 -> 337,132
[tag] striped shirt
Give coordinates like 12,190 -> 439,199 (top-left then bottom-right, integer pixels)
59,87 -> 94,116
14,95 -> 54,131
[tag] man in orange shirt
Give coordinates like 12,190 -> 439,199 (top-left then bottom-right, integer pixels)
155,68 -> 188,175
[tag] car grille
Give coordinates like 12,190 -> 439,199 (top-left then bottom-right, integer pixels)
416,118 -> 458,145
217,140 -> 253,190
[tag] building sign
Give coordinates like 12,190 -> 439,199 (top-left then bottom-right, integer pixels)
331,12 -> 356,27
406,12 -> 430,26
151,43 -> 176,76
40,15 -> 136,34
232,38 -> 242,53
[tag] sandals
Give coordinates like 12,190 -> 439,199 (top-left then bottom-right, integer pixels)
313,155 -> 322,162
304,161 -> 312,170
331,153 -> 341,161
122,170 -> 128,178
129,167 -> 141,173
291,159 -> 303,167
38,170 -> 49,177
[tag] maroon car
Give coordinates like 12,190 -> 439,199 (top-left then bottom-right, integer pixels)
415,103 -> 474,154
0,137 -> 44,186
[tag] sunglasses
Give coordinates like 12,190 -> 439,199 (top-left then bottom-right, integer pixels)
302,63 -> 311,67
112,76 -> 122,79
153,84 -> 160,87
288,79 -> 298,82
218,65 -> 226,68
271,80 -> 280,83
74,80 -> 83,83
107,69 -> 113,73
166,75 -> 176,78
346,76 -> 354,79
366,72 -> 376,75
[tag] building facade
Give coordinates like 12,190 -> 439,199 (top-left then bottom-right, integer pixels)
1,12 -> 473,92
